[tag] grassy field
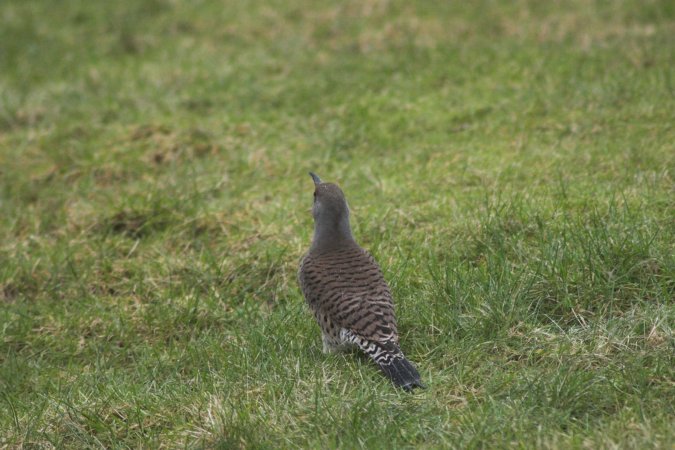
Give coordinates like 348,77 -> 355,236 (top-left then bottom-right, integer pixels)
1,0 -> 674,447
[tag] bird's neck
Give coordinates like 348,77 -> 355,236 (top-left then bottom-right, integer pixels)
311,215 -> 355,252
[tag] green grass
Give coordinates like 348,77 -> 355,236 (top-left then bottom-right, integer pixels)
1,0 -> 674,447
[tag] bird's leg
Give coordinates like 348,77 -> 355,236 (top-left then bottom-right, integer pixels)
322,333 -> 344,354
322,333 -> 336,353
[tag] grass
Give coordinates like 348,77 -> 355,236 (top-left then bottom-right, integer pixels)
1,0 -> 673,447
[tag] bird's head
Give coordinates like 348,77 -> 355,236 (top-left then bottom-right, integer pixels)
308,172 -> 353,246
309,172 -> 349,223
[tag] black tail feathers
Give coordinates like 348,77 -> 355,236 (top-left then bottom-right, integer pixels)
378,355 -> 425,391
341,330 -> 424,391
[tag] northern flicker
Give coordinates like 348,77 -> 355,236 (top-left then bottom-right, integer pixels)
298,172 -> 424,390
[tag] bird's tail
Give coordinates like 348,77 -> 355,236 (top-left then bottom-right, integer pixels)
376,353 -> 425,391
341,329 -> 425,390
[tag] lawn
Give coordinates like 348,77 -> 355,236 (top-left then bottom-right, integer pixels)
1,0 -> 673,448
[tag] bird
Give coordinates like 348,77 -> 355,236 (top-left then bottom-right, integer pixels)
298,172 -> 424,391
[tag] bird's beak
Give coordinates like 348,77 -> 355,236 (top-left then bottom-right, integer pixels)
309,172 -> 322,185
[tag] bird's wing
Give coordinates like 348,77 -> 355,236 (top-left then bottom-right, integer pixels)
300,246 -> 399,344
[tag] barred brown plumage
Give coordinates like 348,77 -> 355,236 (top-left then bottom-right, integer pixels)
298,172 -> 424,391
